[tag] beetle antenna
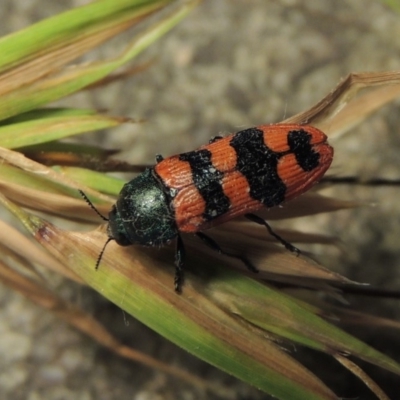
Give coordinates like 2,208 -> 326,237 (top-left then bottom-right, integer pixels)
96,237 -> 113,270
79,189 -> 109,221
79,190 -> 112,270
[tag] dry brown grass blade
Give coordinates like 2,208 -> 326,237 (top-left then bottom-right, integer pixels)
255,192 -> 360,220
184,230 -> 349,283
0,258 -> 233,398
0,180 -> 106,222
33,153 -> 146,172
0,147 -> 112,221
84,60 -> 154,90
218,222 -> 338,245
0,147 -> 113,202
0,218 -> 80,282
319,83 -> 400,138
284,71 -> 400,128
335,354 -> 390,400
328,308 -> 400,330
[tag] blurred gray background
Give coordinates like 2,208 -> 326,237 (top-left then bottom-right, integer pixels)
1,1 -> 400,399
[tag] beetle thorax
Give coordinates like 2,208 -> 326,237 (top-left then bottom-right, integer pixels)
107,169 -> 178,247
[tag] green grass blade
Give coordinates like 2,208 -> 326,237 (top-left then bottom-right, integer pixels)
0,0 -> 197,120
58,167 -> 125,195
211,276 -> 400,376
0,113 -> 129,148
0,0 -> 173,71
0,108 -> 99,124
1,197 -> 339,400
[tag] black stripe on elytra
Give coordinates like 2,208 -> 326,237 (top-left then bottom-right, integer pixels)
287,129 -> 320,171
230,128 -> 286,207
179,149 -> 230,220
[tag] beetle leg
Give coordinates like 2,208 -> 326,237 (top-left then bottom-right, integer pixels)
195,232 -> 258,273
174,234 -> 186,292
155,154 -> 164,163
245,213 -> 300,255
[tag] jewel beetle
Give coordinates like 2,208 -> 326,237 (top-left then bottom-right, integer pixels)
82,124 -> 333,292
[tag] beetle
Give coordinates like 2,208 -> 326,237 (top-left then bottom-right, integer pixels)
81,124 -> 333,292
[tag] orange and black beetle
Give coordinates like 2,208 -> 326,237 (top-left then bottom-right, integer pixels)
84,124 -> 333,291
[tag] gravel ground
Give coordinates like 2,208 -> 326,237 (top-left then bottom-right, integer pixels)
1,1 -> 400,399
